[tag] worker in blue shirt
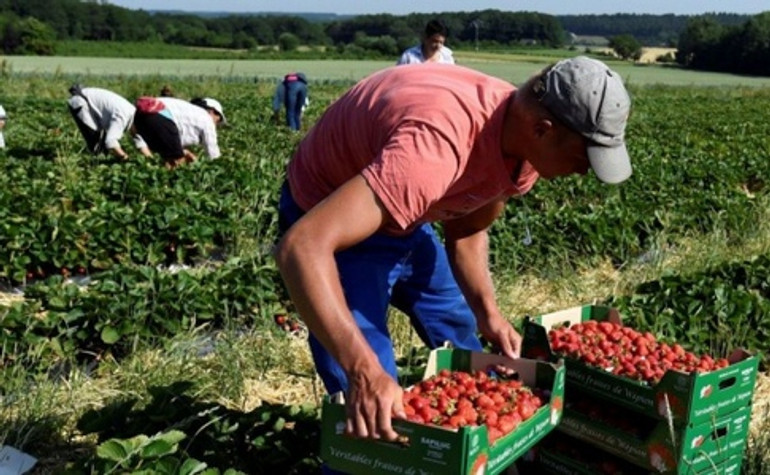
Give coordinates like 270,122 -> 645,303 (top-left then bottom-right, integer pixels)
272,72 -> 309,131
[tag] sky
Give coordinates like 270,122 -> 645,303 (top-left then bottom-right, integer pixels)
107,0 -> 768,16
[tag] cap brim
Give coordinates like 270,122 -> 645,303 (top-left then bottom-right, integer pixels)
588,142 -> 632,184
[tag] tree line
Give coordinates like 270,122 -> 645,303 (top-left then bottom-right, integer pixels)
677,12 -> 770,76
0,1 -> 567,54
0,0 -> 768,76
558,13 -> 749,46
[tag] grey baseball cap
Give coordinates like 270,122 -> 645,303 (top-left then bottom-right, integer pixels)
537,56 -> 632,184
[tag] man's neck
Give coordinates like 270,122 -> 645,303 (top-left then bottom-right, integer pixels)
500,90 -> 523,160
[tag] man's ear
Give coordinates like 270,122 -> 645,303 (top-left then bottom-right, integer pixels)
533,118 -> 555,138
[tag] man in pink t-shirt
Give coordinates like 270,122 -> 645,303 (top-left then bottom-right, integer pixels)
276,57 -> 632,445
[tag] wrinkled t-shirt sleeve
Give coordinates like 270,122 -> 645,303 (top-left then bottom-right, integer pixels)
361,122 -> 461,231
200,121 -> 221,159
132,132 -> 148,151
102,116 -> 126,150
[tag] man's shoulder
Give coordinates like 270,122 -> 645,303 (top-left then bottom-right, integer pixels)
161,98 -> 203,115
398,45 -> 423,63
159,97 -> 187,106
85,88 -> 133,109
84,87 -> 114,99
440,46 -> 455,63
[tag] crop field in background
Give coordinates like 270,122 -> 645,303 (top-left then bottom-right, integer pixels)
4,53 -> 770,87
1,56 -> 770,473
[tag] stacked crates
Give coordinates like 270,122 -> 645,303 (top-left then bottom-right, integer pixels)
320,348 -> 566,475
519,305 -> 758,474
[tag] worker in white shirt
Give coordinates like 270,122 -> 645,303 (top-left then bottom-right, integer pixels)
133,96 -> 226,169
0,104 -> 6,149
396,19 -> 455,65
67,84 -> 150,159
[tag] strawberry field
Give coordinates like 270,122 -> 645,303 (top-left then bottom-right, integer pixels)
2,70 -> 770,473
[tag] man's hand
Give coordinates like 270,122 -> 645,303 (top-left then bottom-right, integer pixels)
183,149 -> 197,163
109,147 -> 129,160
477,313 -> 522,359
345,367 -> 406,441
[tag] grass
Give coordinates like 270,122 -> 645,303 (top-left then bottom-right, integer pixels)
496,200 -> 770,319
4,214 -> 770,472
1,325 -> 324,472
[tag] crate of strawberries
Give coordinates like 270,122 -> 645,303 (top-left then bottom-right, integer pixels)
320,347 -> 565,475
521,305 -> 758,426
558,389 -> 752,473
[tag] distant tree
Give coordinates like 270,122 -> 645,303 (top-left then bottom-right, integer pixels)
228,16 -> 274,46
271,16 -> 326,46
609,34 -> 642,60
558,13 -> 748,46
2,17 -> 56,55
676,16 -> 724,67
163,16 -> 208,46
277,32 -> 300,52
389,19 -> 416,51
249,19 -> 276,45
674,12 -> 770,75
353,32 -> 398,57
734,12 -> 770,75
232,31 -> 256,50
339,42 -> 367,59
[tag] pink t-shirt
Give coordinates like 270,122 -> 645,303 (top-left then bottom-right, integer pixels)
288,64 -> 539,235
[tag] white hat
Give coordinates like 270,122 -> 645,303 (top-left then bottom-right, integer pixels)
201,97 -> 227,124
537,56 -> 632,184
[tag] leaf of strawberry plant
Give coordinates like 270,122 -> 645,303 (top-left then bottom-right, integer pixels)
155,429 -> 187,446
178,459 -> 210,475
96,439 -> 130,462
140,439 -> 179,459
101,326 -> 120,344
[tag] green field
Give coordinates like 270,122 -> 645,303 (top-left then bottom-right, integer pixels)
4,53 -> 770,87
1,58 -> 770,473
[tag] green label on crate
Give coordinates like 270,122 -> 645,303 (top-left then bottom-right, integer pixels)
488,416 -> 554,472
326,446 -> 429,473
321,349 -> 565,475
539,454 -> 582,475
692,389 -> 753,419
559,416 -> 647,462
565,366 -> 655,410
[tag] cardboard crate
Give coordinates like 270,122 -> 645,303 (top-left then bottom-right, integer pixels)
534,444 -> 743,475
320,348 -> 565,475
558,402 -> 751,473
694,453 -> 743,474
527,432 -> 649,474
530,432 -> 743,475
521,305 -> 758,426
